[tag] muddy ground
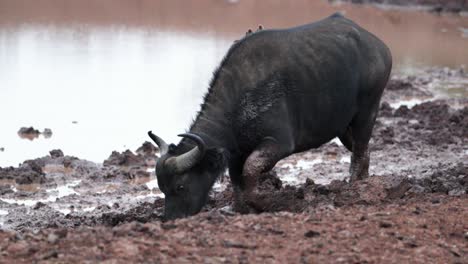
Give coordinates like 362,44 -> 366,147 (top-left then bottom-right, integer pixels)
331,0 -> 468,13
0,66 -> 467,263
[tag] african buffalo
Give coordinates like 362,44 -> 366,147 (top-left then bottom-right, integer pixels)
149,13 -> 392,220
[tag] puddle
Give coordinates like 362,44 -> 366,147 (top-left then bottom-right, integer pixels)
0,180 -> 81,206
390,98 -> 428,109
278,158 -> 325,186
340,156 -> 351,163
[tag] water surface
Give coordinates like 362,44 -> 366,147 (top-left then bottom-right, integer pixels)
0,0 -> 467,166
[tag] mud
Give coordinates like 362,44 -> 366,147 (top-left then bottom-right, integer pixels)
0,67 -> 467,262
332,0 -> 468,13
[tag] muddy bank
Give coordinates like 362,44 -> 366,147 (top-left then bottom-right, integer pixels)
332,0 -> 468,13
0,67 -> 467,262
0,194 -> 466,263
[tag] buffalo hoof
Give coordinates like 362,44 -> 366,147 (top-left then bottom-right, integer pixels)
233,191 -> 268,214
349,171 -> 370,183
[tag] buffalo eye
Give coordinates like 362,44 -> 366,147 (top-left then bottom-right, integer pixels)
176,185 -> 185,193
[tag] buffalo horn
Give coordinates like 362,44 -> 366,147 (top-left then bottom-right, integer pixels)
147,131 -> 169,155
170,133 -> 206,173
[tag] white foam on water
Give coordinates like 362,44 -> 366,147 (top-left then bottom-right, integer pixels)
0,209 -> 8,216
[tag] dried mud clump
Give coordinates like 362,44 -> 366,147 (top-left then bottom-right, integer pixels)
378,101 -> 393,117
396,101 -> 467,145
98,199 -> 164,226
49,149 -> 64,159
103,142 -> 158,167
412,163 -> 468,196
0,161 -> 46,184
374,100 -> 468,147
103,150 -> 146,167
135,141 -> 159,156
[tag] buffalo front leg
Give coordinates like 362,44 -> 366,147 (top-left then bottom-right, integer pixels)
235,137 -> 291,213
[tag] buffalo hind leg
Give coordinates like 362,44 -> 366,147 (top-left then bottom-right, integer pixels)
348,105 -> 380,182
236,137 -> 291,213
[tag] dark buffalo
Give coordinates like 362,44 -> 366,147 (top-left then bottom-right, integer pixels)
149,13 -> 392,220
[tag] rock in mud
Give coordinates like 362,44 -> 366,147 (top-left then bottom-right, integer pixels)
49,149 -> 64,158
42,128 -> 53,138
135,141 -> 159,156
0,185 -> 14,195
17,126 -> 41,140
103,150 -> 146,167
0,161 -> 46,184
414,163 -> 467,195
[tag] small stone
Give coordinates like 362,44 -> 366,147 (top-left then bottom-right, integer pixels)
41,250 -> 58,260
47,233 -> 59,244
379,221 -> 393,228
304,230 -> 321,238
42,128 -> 53,138
33,202 -> 47,210
405,241 -> 418,248
448,189 -> 465,196
49,149 -> 64,158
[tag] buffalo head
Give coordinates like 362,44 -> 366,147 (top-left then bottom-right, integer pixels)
148,131 -> 226,220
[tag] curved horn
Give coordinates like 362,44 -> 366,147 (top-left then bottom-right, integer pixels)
170,133 -> 206,173
147,131 -> 169,155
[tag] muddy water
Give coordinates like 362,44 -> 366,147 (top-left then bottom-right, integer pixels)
0,0 -> 467,166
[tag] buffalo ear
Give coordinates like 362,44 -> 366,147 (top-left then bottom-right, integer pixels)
203,148 -> 227,172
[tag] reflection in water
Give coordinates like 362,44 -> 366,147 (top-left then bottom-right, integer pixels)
17,127 -> 53,141
0,28 -> 232,166
0,0 -> 467,166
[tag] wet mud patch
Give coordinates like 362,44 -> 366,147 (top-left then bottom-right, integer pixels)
332,0 -> 468,13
